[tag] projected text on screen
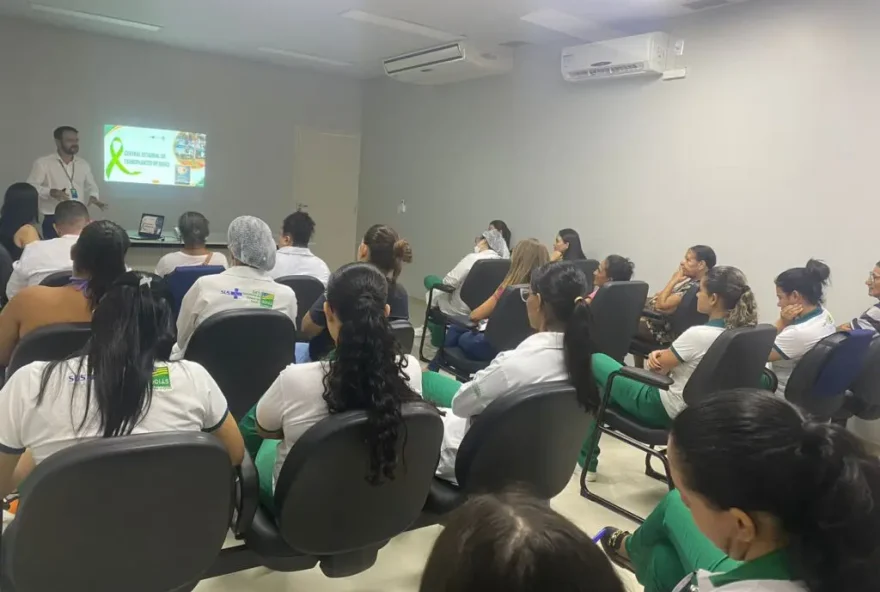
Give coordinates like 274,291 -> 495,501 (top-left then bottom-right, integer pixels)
103,125 -> 206,187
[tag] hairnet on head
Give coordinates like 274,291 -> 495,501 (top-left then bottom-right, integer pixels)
481,229 -> 510,258
228,216 -> 277,271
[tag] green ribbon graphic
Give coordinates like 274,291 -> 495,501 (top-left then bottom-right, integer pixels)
105,137 -> 141,178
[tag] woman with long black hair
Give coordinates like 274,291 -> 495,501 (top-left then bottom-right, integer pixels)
0,182 -> 40,261
243,262 -> 427,509
600,390 -> 880,592
550,228 -> 587,262
0,271 -> 244,496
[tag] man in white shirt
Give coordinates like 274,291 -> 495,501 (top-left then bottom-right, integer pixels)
269,210 -> 330,284
173,216 -> 298,358
6,201 -> 90,299
27,126 -> 108,239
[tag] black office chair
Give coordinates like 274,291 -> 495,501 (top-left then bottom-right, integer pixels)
843,335 -> 880,421
418,258 -> 511,362
437,286 -> 533,380
185,309 -> 296,420
590,281 -> 650,363
390,319 -> 415,354
0,244 -> 13,306
778,330 -> 874,420
0,433 -> 234,592
414,381 -> 589,527
275,275 -> 325,340
208,403 -> 443,579
581,324 -> 777,522
571,258 -> 600,292
6,322 -> 91,379
165,265 -> 225,318
39,270 -> 73,287
630,283 -> 707,358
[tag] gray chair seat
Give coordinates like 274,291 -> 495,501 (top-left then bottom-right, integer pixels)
442,346 -> 490,375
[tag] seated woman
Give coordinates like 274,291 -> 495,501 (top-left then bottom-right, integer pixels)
173,215 -> 297,358
634,245 -> 717,365
582,266 -> 757,478
488,219 -> 512,254
240,263 -> 427,508
767,259 -> 835,395
0,220 -> 129,366
549,228 -> 587,262
600,389 -> 880,592
587,254 -> 635,302
420,491 -> 625,592
839,260 -> 880,334
423,261 -> 598,481
154,211 -> 228,277
0,271 -> 244,498
432,238 -> 549,367
0,183 -> 41,262
301,223 -> 412,361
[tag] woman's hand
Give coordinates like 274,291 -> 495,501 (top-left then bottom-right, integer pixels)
647,350 -> 664,372
550,250 -> 563,262
670,265 -> 687,285
779,304 -> 804,325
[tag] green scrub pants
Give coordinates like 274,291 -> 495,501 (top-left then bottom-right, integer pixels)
423,274 -> 446,348
239,405 -> 281,512
627,490 -> 740,592
421,370 -> 462,408
580,354 -> 672,471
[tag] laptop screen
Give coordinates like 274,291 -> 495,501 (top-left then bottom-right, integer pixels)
139,214 -> 165,237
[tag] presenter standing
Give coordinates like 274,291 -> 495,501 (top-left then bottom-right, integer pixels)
27,126 -> 108,239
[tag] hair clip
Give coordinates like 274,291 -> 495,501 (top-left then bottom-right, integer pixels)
139,275 -> 152,288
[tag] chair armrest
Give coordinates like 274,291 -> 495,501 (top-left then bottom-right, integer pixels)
447,314 -> 476,330
641,309 -> 666,322
618,366 -> 674,390
232,452 -> 259,537
430,283 -> 455,294
762,367 -> 778,393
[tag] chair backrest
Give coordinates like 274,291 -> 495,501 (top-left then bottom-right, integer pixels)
590,281 -> 650,363
682,324 -> 777,405
1,433 -> 233,592
669,283 -> 709,337
484,285 -> 534,353
390,319 -> 415,354
165,265 -> 225,317
185,309 -> 296,419
847,335 -> 880,420
274,404 -> 443,555
0,244 -> 13,304
275,275 -> 326,330
455,381 -> 590,498
571,259 -> 600,291
39,270 -> 73,287
459,259 -> 511,311
785,330 -> 875,419
6,322 -> 92,379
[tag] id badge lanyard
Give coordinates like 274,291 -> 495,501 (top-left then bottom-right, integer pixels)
59,158 -> 78,200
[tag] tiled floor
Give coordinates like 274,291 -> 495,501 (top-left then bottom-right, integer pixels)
198,299 -> 667,590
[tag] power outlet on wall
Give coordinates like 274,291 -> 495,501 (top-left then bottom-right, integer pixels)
398,199 -> 407,214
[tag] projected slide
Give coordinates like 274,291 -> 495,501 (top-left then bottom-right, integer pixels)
103,125 -> 206,187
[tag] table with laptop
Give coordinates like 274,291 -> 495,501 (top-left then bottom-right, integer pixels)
126,213 -> 228,272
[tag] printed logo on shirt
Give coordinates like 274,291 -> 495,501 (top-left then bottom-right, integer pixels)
220,288 -> 275,308
259,292 -> 275,308
67,373 -> 91,383
152,367 -> 172,389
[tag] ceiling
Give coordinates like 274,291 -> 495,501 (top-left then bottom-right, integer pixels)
0,0 -> 752,77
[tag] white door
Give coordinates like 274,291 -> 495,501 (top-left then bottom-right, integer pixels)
292,127 -> 360,272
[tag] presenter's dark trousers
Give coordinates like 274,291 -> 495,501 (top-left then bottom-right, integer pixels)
42,215 -> 57,239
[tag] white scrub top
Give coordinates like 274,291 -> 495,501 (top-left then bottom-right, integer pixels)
154,251 -> 229,277
256,355 -> 423,485
6,234 -> 79,299
436,331 -> 567,482
679,550 -> 805,592
173,265 -> 298,358
269,246 -> 331,285
771,307 -> 835,395
663,320 -> 726,418
0,358 -> 229,464
429,249 -> 501,318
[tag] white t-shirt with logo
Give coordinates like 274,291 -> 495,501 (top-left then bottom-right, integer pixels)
0,358 -> 229,464
255,355 -> 423,485
154,251 -> 229,277
663,322 -> 726,418
771,307 -> 836,395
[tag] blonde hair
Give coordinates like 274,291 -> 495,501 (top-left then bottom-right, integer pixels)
500,239 -> 550,289
704,266 -> 759,329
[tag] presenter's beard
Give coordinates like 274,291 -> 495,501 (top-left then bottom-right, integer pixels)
67,145 -> 79,155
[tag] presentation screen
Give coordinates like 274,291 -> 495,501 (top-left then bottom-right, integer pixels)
103,125 -> 206,187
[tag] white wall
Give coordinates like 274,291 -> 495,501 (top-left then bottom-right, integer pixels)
0,19 -> 361,240
358,0 -> 880,322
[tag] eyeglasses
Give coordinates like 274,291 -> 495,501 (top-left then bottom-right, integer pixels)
519,287 -> 531,302
869,273 -> 880,283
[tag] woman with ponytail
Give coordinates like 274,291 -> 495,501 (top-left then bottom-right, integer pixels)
302,223 -> 413,361
245,263 -> 426,509
0,271 -> 244,497
600,389 -> 880,592
0,219 -> 130,365
429,261 -> 598,482
582,266 -> 757,479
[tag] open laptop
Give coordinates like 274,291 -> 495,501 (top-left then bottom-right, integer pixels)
130,213 -> 165,240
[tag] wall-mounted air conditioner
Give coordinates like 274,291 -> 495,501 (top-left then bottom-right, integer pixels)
384,42 -> 513,85
562,32 -> 670,82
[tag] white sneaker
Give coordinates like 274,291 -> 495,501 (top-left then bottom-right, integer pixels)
414,325 -> 424,338
585,471 -> 598,483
